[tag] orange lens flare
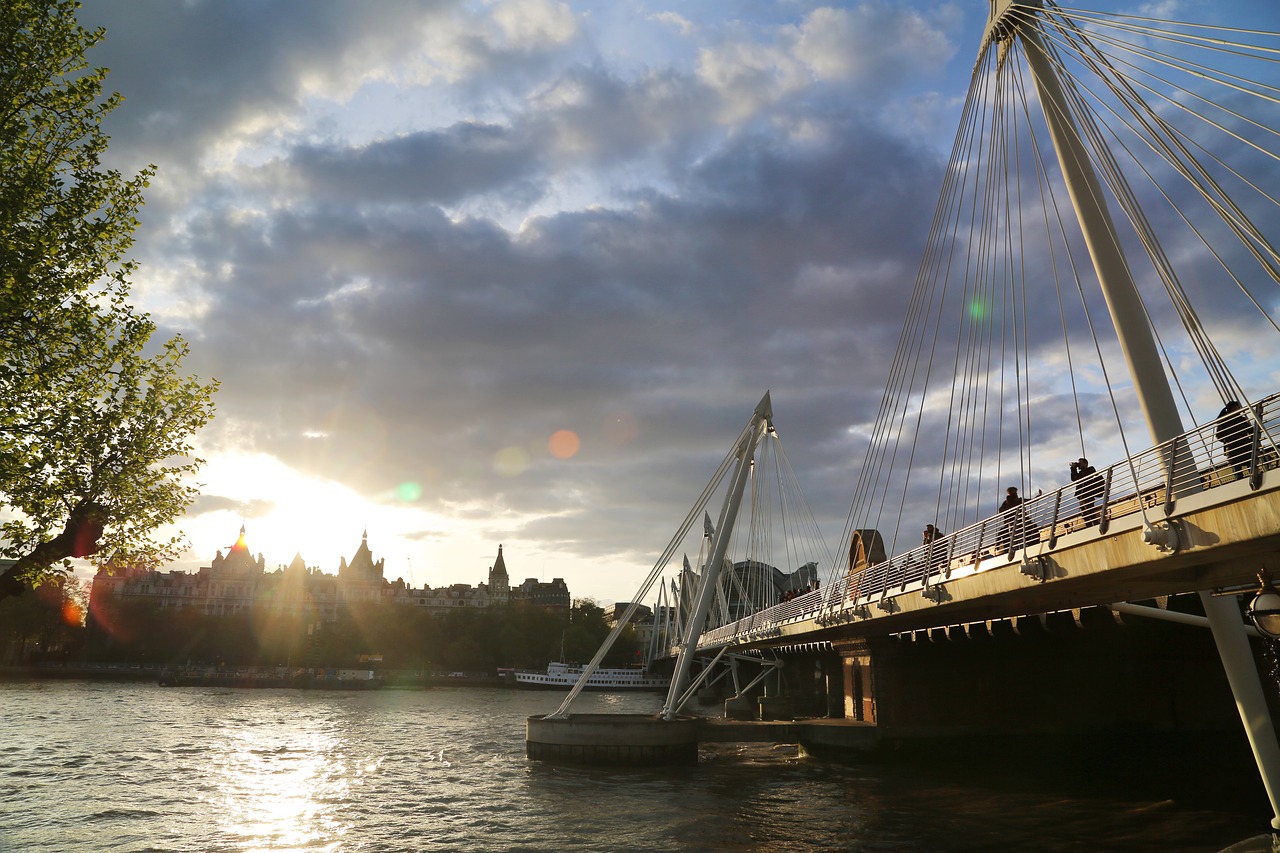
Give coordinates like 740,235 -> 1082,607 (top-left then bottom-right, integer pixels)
61,600 -> 84,627
548,430 -> 581,459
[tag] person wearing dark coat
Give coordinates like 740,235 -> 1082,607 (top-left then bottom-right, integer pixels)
1070,457 -> 1103,527
997,487 -> 1025,551
1217,401 -> 1254,480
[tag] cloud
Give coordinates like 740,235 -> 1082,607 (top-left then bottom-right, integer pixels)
267,123 -> 545,206
794,4 -> 960,86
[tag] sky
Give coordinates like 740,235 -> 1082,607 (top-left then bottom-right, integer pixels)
69,0 -> 1274,603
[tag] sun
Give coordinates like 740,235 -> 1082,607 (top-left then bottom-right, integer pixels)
181,451 -> 423,572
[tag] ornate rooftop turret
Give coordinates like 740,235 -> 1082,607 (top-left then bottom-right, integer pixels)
489,543 -> 510,595
211,524 -> 264,578
340,529 -> 385,585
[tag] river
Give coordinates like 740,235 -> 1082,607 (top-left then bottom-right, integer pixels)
0,680 -> 1270,851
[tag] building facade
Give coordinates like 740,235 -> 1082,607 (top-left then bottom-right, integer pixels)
88,531 -> 570,625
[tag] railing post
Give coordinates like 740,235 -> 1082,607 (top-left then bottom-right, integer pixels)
1164,437 -> 1179,514
1048,490 -> 1062,548
1251,411 -> 1264,491
1098,468 -> 1113,535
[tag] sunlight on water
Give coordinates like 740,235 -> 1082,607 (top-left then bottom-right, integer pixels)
206,720 -> 354,850
0,684 -> 1265,852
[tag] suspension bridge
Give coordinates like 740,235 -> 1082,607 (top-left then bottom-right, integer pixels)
530,0 -> 1280,835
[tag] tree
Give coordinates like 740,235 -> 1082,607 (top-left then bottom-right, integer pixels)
0,0 -> 217,599
0,574 -> 85,663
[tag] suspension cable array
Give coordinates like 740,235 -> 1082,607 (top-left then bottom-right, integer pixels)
839,1 -> 1280,571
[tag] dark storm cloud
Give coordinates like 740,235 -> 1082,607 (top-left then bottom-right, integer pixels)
81,2 -> 444,163
277,124 -> 546,206
78,0 -> 586,173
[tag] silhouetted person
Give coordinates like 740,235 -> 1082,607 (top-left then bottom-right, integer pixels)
1217,401 -> 1254,480
998,486 -> 1027,552
999,486 -> 1024,513
922,523 -> 944,572
1070,456 -> 1103,527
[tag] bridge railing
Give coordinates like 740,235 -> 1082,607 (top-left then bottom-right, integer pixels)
697,392 -> 1280,649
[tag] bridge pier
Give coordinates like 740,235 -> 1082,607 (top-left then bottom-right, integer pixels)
841,639 -> 878,723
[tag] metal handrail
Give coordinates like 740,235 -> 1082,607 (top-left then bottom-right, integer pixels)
697,391 -> 1280,649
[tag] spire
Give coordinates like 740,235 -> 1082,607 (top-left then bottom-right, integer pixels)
489,543 -> 509,589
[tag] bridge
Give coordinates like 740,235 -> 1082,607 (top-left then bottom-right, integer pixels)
541,0 -> 1280,833
699,393 -> 1280,648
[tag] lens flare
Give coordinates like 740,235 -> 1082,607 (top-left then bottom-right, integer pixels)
603,410 -> 638,445
61,600 -> 83,627
395,482 -> 423,502
548,429 -> 581,459
493,446 -> 528,476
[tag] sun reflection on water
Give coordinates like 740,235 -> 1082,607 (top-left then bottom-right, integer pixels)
203,718 -> 357,850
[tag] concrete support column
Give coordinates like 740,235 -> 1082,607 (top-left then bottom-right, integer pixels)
838,639 -> 876,722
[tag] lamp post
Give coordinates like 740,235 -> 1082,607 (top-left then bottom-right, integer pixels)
1249,575 -> 1280,640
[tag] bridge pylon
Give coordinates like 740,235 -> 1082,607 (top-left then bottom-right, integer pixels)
661,391 -> 772,721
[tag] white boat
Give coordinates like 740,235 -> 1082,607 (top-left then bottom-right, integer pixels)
515,661 -> 668,691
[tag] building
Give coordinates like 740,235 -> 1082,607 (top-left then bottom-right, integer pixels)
602,602 -> 653,625
88,530 -> 569,625
513,576 -> 570,609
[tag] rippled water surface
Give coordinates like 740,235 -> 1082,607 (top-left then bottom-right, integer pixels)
0,680 -> 1270,851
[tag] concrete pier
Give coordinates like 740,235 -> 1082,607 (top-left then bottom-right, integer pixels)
526,714 -> 700,765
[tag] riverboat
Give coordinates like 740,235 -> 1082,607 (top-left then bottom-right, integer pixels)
515,661 -> 668,691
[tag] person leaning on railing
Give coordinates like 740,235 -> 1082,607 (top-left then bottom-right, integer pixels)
1070,457 -> 1103,527
997,486 -> 1024,551
922,523 -> 944,571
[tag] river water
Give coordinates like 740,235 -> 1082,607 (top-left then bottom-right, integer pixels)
0,680 -> 1271,851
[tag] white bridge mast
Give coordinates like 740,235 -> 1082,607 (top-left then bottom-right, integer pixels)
660,391 -> 772,721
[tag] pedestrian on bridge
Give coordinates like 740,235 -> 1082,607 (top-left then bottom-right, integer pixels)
923,524 -> 945,572
922,524 -> 943,545
998,486 -> 1030,553
1217,401 -> 1255,481
1070,457 -> 1103,527
999,487 -> 1024,514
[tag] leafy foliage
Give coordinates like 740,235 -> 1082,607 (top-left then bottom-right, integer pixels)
0,0 -> 217,596
0,575 -> 86,660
